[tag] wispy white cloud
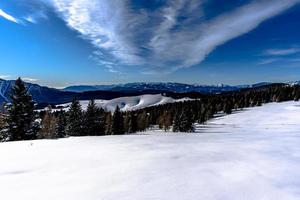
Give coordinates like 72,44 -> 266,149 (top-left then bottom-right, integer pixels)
0,75 -> 11,80
0,9 -> 20,24
22,77 -> 39,82
258,58 -> 280,65
151,0 -> 300,72
259,57 -> 300,66
23,10 -> 48,24
47,0 -> 300,73
263,48 -> 300,56
24,16 -> 38,24
0,75 -> 39,82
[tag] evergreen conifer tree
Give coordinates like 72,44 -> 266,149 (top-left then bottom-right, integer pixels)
6,78 -> 35,141
0,114 -> 6,141
111,106 -> 125,135
294,88 -> 300,101
66,98 -> 83,136
128,112 -> 137,133
179,111 -> 194,132
223,99 -> 233,114
173,110 -> 194,132
172,111 -> 181,132
84,100 -> 105,136
55,110 -> 67,138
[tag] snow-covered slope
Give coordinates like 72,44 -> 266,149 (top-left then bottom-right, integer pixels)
1,101 -> 300,200
58,94 -> 191,112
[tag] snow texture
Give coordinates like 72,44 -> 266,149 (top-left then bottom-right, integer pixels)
1,101 -> 300,200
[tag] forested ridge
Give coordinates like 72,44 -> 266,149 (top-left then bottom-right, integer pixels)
1,79 -> 299,141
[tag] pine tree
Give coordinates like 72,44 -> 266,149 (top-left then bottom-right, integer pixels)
6,78 -> 36,141
223,99 -> 233,114
0,114 -> 5,129
111,106 -> 125,135
66,98 -> 83,136
180,110 -> 194,132
205,103 -> 214,121
84,100 -> 105,136
55,110 -> 67,138
276,88 -> 288,102
172,111 -> 181,132
123,112 -> 130,133
97,108 -> 106,135
128,112 -> 137,133
173,110 -> 194,132
0,114 -> 6,141
294,88 -> 300,101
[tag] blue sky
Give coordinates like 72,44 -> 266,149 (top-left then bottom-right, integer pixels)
1,0 -> 300,88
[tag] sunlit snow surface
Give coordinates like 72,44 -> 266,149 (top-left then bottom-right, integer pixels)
1,101 -> 300,200
56,94 -> 192,112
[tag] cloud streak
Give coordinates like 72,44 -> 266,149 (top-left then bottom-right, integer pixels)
47,0 -> 300,73
0,75 -> 11,80
0,9 -> 19,24
258,58 -> 280,65
22,77 -> 39,82
263,48 -> 300,56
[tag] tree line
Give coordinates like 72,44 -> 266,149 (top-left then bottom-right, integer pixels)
1,78 -> 300,141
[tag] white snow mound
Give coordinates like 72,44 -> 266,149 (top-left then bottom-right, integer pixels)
58,94 -> 191,112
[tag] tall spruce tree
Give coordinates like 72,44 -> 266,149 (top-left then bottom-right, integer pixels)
7,78 -> 35,141
55,110 -> 67,138
123,112 -> 130,133
179,111 -> 194,132
223,99 -> 233,114
0,114 -> 6,140
172,111 -> 181,132
128,112 -> 137,133
111,106 -> 125,135
67,98 -> 83,136
294,87 -> 300,101
173,110 -> 194,132
84,100 -> 105,136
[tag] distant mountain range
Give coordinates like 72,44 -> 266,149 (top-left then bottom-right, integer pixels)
0,79 -> 76,106
63,82 -> 248,93
0,79 -> 172,108
0,79 -> 287,108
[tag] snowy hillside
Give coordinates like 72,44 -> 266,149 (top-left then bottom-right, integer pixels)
58,94 -> 192,112
1,101 -> 300,199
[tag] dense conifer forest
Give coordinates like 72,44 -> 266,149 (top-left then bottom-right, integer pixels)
1,78 -> 300,141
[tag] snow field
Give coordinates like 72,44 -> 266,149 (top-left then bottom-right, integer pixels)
1,101 -> 300,199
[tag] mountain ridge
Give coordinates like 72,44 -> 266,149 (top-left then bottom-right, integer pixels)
0,79 -> 289,107
63,82 -> 250,93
